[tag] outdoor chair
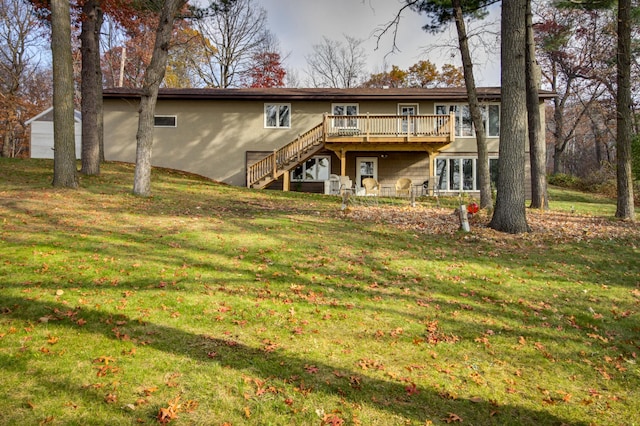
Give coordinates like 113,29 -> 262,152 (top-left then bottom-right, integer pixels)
362,178 -> 379,196
339,176 -> 353,194
395,178 -> 412,197
326,174 -> 341,195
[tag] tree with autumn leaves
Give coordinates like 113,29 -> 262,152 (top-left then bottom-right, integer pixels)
361,61 -> 464,88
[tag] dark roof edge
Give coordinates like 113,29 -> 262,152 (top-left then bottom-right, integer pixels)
103,87 -> 557,101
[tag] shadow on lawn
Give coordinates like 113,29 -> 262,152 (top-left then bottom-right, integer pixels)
0,295 -> 589,425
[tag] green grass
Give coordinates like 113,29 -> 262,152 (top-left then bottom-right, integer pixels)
1,159 -> 639,426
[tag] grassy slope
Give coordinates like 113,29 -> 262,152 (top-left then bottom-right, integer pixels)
0,159 -> 639,426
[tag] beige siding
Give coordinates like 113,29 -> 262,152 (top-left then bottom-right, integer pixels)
103,96 -> 545,196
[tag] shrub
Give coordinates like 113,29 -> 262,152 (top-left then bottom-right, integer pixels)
548,173 -> 580,189
578,165 -> 617,197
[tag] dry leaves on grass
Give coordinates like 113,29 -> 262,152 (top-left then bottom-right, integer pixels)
344,205 -> 640,243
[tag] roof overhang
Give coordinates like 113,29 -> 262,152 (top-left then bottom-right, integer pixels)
103,87 -> 557,103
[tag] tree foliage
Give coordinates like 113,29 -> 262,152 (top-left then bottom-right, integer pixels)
407,0 -> 500,33
361,61 -> 464,88
244,51 -> 285,88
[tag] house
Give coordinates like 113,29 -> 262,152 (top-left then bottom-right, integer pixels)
25,107 -> 82,159
102,87 -> 555,195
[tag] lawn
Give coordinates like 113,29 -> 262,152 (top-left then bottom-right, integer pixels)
1,159 -> 639,426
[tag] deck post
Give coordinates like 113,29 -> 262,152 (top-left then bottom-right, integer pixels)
282,170 -> 290,192
449,112 -> 455,140
366,113 -> 370,141
340,149 -> 347,176
323,113 -> 328,139
272,150 -> 277,178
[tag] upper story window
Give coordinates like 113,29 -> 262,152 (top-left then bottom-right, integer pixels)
332,103 -> 359,128
435,103 -> 500,138
154,115 -> 177,127
265,103 -> 291,128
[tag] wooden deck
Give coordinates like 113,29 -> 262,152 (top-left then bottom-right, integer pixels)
246,113 -> 455,189
323,113 -> 455,145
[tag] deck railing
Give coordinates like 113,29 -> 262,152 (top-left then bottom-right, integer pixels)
247,113 -> 455,188
324,113 -> 455,138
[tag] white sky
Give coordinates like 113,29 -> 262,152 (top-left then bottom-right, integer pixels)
256,0 -> 502,87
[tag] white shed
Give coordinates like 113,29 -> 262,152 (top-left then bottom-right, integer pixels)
25,107 -> 82,159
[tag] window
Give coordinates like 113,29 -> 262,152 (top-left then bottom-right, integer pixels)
154,115 -> 177,127
332,103 -> 358,128
435,157 -> 499,192
356,157 -> 378,188
398,104 -> 418,133
265,104 -> 290,128
291,156 -> 330,182
435,103 -> 500,137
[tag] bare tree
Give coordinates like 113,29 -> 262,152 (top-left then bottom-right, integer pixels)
0,0 -> 47,158
535,5 -> 613,174
305,35 -> 367,88
51,0 -> 78,188
194,0 -> 269,87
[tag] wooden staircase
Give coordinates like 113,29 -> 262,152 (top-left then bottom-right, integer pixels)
247,123 -> 325,189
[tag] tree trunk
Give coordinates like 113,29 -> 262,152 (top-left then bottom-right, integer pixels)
452,0 -> 492,209
51,0 -> 78,188
489,0 -> 529,234
615,0 -> 635,220
133,0 -> 186,196
2,130 -> 11,158
80,0 -> 103,175
526,1 -> 548,210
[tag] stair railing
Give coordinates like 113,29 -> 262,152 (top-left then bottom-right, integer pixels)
247,122 -> 324,188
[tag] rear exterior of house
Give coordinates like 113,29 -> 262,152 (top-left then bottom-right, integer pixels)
102,87 -> 554,196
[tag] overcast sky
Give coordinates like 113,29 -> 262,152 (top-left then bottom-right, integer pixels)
256,0 -> 502,87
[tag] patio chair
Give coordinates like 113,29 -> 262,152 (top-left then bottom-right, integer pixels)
362,177 -> 379,196
395,178 -> 412,197
339,175 -> 353,194
325,174 -> 341,195
425,176 -> 440,197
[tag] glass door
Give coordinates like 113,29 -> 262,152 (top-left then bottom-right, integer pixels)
399,104 -> 418,133
356,157 -> 378,188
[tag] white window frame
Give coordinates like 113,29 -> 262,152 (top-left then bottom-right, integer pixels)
331,103 -> 359,128
398,103 -> 419,133
434,156 -> 499,192
355,156 -> 378,188
154,115 -> 177,127
291,155 -> 331,182
434,103 -> 500,138
264,103 -> 291,128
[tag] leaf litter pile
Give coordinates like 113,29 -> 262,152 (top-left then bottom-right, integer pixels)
344,205 -> 640,242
